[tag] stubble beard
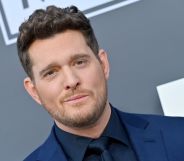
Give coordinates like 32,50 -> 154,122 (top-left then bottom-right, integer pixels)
45,82 -> 108,129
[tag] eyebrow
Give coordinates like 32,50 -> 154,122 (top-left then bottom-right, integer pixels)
69,53 -> 90,64
38,53 -> 91,76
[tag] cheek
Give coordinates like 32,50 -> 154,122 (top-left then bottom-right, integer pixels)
36,81 -> 62,102
81,65 -> 105,88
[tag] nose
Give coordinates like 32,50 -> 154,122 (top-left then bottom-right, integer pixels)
63,67 -> 80,90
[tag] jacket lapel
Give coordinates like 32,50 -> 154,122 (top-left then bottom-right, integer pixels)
116,109 -> 168,161
37,127 -> 68,161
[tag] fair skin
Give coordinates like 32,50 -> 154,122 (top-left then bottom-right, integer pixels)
24,30 -> 111,138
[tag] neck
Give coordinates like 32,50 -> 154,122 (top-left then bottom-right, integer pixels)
55,102 -> 111,138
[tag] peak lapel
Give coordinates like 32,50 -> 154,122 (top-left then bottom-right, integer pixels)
37,127 -> 68,161
117,111 -> 169,161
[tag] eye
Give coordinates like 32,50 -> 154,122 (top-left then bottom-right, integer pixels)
43,69 -> 58,79
74,59 -> 88,67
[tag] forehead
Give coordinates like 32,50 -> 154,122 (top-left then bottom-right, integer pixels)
28,30 -> 94,65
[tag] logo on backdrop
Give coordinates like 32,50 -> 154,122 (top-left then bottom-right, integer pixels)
0,0 -> 140,45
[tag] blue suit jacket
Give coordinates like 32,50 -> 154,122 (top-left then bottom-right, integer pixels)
23,107 -> 184,161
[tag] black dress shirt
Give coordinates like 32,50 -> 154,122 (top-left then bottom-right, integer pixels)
54,107 -> 137,161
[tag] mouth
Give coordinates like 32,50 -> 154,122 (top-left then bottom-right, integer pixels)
63,94 -> 89,104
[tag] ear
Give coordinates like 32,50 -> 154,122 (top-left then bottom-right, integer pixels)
24,77 -> 42,105
98,49 -> 110,79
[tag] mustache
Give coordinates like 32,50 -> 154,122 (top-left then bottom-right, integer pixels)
60,89 -> 92,102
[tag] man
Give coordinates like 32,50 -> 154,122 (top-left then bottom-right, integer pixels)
17,5 -> 184,161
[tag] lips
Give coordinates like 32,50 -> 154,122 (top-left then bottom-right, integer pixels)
63,94 -> 88,103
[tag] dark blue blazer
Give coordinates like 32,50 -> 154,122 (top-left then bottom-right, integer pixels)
23,107 -> 184,161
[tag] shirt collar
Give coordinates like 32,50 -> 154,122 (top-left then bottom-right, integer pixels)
54,106 -> 129,161
102,107 -> 130,146
54,124 -> 91,161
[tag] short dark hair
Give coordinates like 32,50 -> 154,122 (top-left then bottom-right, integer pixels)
17,5 -> 99,79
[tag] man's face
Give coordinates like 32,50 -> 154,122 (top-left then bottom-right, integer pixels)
24,30 -> 110,129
